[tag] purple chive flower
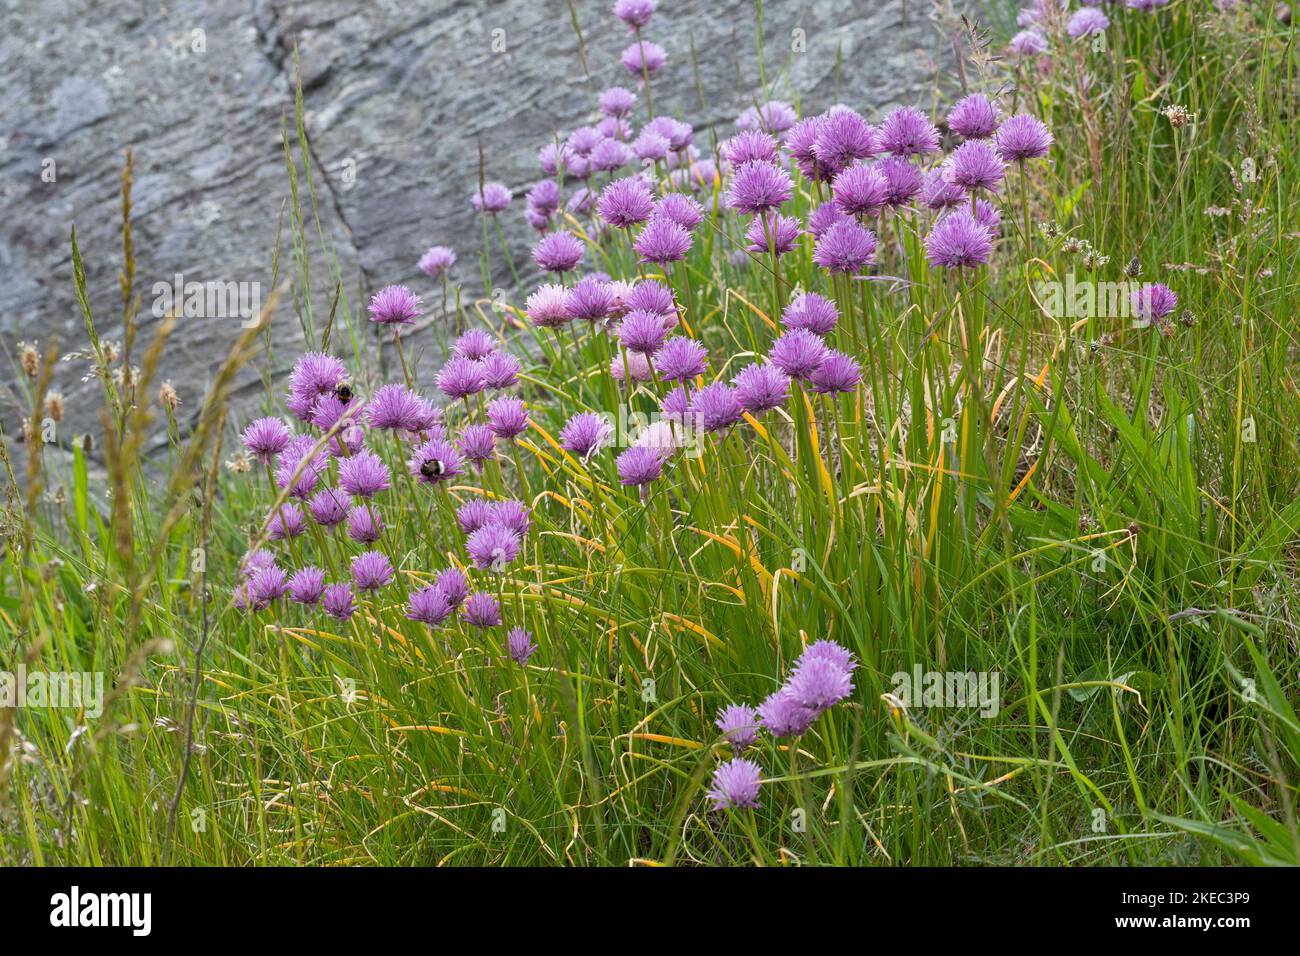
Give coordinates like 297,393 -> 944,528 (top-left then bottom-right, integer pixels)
973,199 -> 1002,235
926,209 -> 995,268
406,585 -> 453,627
706,757 -> 763,810
618,309 -> 670,355
351,551 -> 394,592
528,178 -> 560,215
690,382 -> 743,432
368,285 -> 422,326
367,384 -> 425,432
646,115 -> 693,151
798,639 -> 857,674
832,164 -> 889,217
757,688 -> 816,738
533,231 -> 585,274
728,160 -> 793,214
467,522 -> 521,571
812,108 -> 879,175
615,0 -> 655,30
565,276 -> 617,323
948,93 -> 1001,140
770,328 -> 829,380
745,212 -> 801,257
457,498 -> 497,535
732,363 -> 791,413
248,566 -> 289,610
437,356 -> 487,401
877,155 -> 923,207
1067,8 -> 1109,37
288,566 -> 326,606
453,330 -> 496,361
625,280 -> 676,317
275,436 -> 327,498
308,487 -> 350,527
716,703 -> 761,752
268,502 -> 308,540
809,350 -> 862,394
634,217 -> 692,265
737,100 -> 797,135
617,445 -> 664,487
287,352 -> 348,421
308,394 -> 364,457
610,351 -> 654,385
660,385 -> 691,423
787,657 -> 855,712
599,115 -> 631,140
1127,0 -> 1168,9
812,220 -> 878,273
635,420 -> 679,457
944,139 -> 1006,193
785,116 -> 826,180
781,292 -> 839,336
721,129 -> 780,167
486,397 -> 530,440
560,411 -> 614,458
471,182 -> 512,214
240,549 -> 277,578
322,583 -> 356,621
435,567 -> 470,608
538,141 -> 567,176
654,193 -> 704,232
600,85 -> 637,116
488,502 -> 527,538
418,245 -> 456,279
995,114 -> 1054,162
920,168 -> 966,210
880,106 -> 941,157
656,336 -> 708,382
568,126 -> 602,157
590,137 -> 631,173
1131,283 -> 1178,324
526,283 -> 571,328
458,423 -> 498,466
409,437 -> 463,486
620,40 -> 666,78
346,504 -> 384,544
506,627 -> 538,665
491,499 -> 531,538
1010,29 -> 1049,57
807,200 -> 851,238
239,548 -> 274,580
462,591 -> 503,628
241,417 -> 291,462
481,352 -> 521,390
633,129 -> 671,162
598,116 -> 631,142
338,449 -> 390,499
410,395 -> 443,435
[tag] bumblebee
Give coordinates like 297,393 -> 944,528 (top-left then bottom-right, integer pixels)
335,382 -> 354,404
420,458 -> 445,480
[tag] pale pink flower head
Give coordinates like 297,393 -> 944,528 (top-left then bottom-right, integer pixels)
368,285 -> 422,326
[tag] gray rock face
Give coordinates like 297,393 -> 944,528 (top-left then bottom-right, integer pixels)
0,0 -> 972,452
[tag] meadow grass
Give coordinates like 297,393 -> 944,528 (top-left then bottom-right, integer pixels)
1,1 -> 1297,866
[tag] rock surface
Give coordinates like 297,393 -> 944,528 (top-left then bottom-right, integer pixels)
0,0 -> 978,454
